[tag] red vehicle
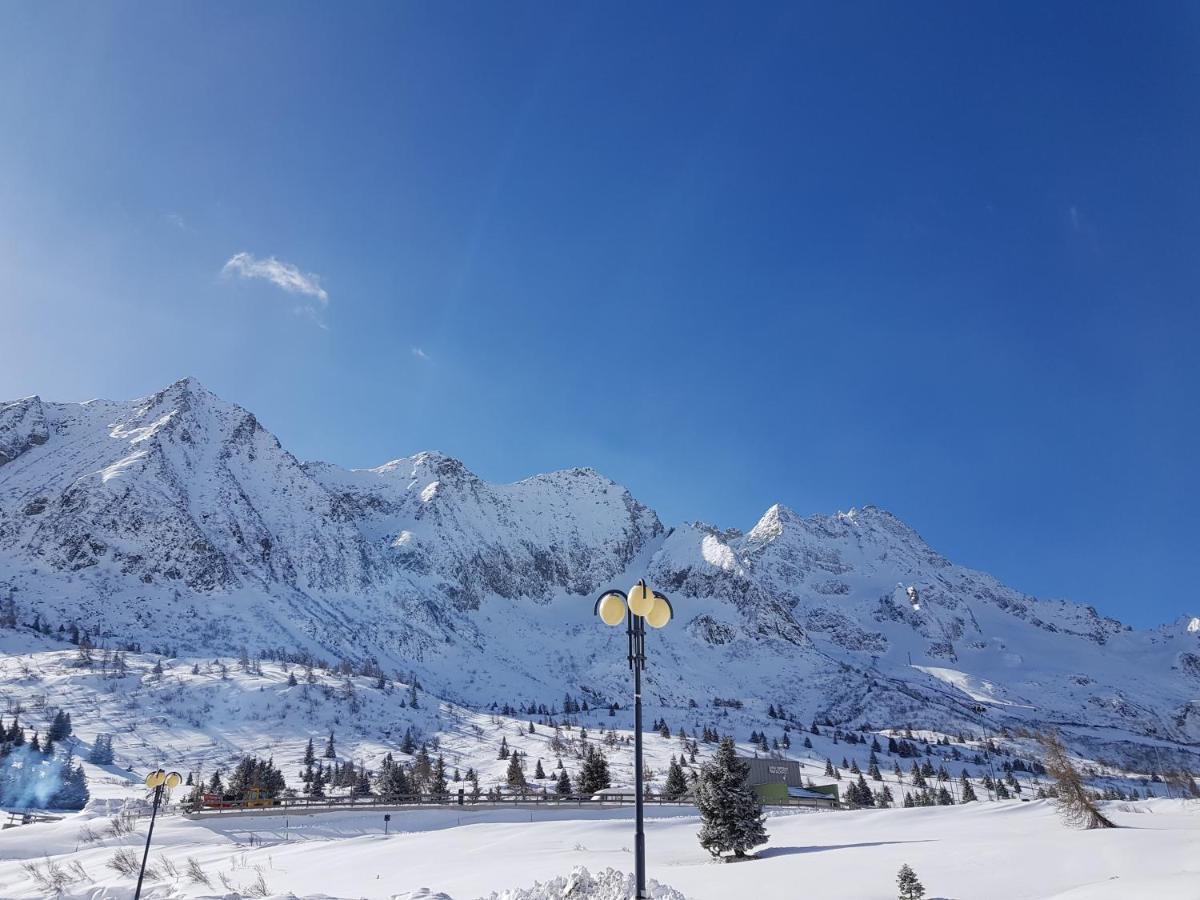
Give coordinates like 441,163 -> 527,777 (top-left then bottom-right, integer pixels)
194,787 -> 278,810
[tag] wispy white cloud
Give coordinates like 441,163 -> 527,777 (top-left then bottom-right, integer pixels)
411,347 -> 430,361
164,212 -> 186,230
221,252 -> 329,305
293,304 -> 330,331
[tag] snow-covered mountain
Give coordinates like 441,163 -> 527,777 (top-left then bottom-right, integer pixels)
1,378 -> 1197,766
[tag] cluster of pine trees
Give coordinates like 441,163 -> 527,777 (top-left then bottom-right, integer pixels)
0,710 -> 88,810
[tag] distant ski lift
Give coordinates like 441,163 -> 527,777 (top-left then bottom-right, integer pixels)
906,585 -> 920,611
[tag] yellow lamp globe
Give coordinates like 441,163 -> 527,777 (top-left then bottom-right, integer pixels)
646,594 -> 672,629
628,581 -> 654,617
145,770 -> 166,788
597,592 -> 627,626
165,772 -> 182,789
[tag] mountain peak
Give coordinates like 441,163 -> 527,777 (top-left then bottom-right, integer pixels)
746,503 -> 801,542
0,395 -> 50,466
370,450 -> 478,484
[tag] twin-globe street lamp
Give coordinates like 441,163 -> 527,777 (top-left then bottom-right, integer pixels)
594,579 -> 673,900
135,768 -> 182,900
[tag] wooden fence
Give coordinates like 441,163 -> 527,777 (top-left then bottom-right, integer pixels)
182,790 -> 837,818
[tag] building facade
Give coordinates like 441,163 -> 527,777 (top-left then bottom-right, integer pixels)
738,756 -> 839,807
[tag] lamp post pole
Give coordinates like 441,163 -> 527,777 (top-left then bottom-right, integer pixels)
629,608 -> 647,898
595,580 -> 671,900
134,781 -> 163,900
135,769 -> 181,900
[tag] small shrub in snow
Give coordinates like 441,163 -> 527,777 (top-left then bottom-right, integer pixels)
185,856 -> 211,886
21,858 -> 73,894
246,866 -> 271,897
106,848 -> 140,877
486,866 -> 686,900
105,811 -> 138,838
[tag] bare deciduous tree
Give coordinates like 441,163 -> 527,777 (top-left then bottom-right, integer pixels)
1164,770 -> 1200,799
1035,730 -> 1116,829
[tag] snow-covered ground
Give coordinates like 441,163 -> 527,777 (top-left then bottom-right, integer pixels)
3,798 -> 1198,898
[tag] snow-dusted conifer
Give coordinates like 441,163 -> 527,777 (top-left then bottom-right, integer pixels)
696,737 -> 768,860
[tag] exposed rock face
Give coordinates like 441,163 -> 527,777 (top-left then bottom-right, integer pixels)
0,397 -> 49,467
0,378 -> 1196,761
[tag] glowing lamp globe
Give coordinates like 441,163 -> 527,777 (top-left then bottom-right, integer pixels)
145,769 -> 166,788
597,592 -> 627,626
628,581 -> 654,617
164,772 -> 182,789
646,594 -> 672,629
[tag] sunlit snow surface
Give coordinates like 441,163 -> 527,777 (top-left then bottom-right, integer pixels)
2,799 -> 1198,899
912,666 -> 1037,709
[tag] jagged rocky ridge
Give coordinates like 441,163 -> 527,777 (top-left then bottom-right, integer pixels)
0,378 -> 1197,764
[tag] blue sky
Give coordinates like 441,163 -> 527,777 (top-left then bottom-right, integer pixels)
1,2 -> 1196,627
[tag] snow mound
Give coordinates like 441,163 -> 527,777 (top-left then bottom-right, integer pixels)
484,866 -> 687,900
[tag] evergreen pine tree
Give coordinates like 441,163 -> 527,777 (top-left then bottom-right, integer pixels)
48,711 -> 72,742
577,746 -> 611,795
324,730 -> 336,759
897,864 -> 925,899
555,768 -> 572,796
664,756 -> 688,801
50,756 -> 89,810
353,767 -> 372,797
534,759 -> 546,779
378,760 -> 410,800
857,773 -> 875,807
695,737 -> 768,860
432,755 -> 449,799
309,765 -> 326,798
506,751 -> 527,791
411,744 -> 433,791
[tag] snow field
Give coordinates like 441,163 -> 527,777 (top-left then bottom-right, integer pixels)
2,799 -> 1198,898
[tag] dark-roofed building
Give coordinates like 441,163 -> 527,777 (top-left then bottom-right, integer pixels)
739,756 -> 839,807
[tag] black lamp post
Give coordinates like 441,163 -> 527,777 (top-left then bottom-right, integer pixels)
135,768 -> 181,900
595,579 -> 673,900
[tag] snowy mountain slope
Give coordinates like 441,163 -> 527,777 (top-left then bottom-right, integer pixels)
0,378 -> 1197,765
